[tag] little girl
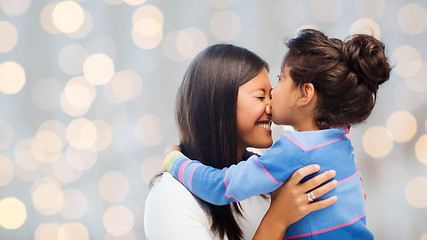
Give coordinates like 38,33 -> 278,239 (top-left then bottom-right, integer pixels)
163,29 -> 391,239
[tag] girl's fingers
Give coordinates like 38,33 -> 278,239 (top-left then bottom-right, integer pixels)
288,164 -> 321,185
301,169 -> 336,191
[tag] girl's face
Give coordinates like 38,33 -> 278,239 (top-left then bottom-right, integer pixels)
271,67 -> 300,126
236,68 -> 273,151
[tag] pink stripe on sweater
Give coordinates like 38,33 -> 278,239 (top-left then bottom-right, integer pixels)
283,213 -> 366,239
189,164 -> 202,193
254,156 -> 284,184
283,133 -> 347,151
224,169 -> 240,201
178,160 -> 191,184
338,169 -> 359,184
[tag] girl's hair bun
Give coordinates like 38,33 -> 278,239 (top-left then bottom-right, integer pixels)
343,35 -> 392,91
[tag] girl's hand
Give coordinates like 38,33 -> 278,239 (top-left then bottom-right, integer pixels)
163,145 -> 181,158
253,164 -> 338,240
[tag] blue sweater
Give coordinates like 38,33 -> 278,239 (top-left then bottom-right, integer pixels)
164,128 -> 374,239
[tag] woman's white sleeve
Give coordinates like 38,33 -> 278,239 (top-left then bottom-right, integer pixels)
144,173 -> 215,240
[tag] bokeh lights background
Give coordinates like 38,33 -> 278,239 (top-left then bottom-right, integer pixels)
0,0 -> 427,239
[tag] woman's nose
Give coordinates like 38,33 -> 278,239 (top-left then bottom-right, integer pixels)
265,104 -> 271,114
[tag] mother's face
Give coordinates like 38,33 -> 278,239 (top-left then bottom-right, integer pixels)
236,68 -> 273,151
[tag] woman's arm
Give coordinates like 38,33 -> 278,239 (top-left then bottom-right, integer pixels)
253,165 -> 338,240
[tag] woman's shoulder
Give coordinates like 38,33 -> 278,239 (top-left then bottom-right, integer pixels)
144,172 -> 214,239
145,172 -> 204,210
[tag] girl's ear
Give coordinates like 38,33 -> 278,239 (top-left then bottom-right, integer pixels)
297,83 -> 316,106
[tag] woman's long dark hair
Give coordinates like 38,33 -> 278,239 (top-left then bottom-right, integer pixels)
176,44 -> 268,240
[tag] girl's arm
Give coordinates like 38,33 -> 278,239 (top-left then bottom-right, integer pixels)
253,165 -> 338,239
163,136 -> 301,205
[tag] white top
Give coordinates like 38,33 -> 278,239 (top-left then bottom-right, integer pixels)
144,172 -> 271,240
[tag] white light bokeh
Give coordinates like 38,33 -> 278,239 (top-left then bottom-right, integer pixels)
123,0 -> 146,6
386,111 -> 417,142
0,155 -> 14,186
103,205 -> 134,237
398,3 -> 427,35
405,62 -> 427,93
58,222 -> 89,240
162,31 -> 186,62
32,183 -> 64,215
35,223 -> 61,240
99,171 -> 130,203
362,126 -> 393,158
134,18 -> 162,37
393,80 -> 424,111
52,155 -> 83,184
65,146 -> 98,171
131,5 -> 164,50
132,5 -> 164,26
0,21 -> 18,53
31,78 -> 61,110
310,0 -> 342,23
350,18 -> 381,39
67,10 -> 93,39
83,53 -> 115,85
103,70 -> 143,103
405,177 -> 427,208
104,0 -> 123,5
0,61 -> 26,94
0,197 -> 27,229
66,118 -> 98,150
60,76 -> 96,116
140,156 -> 162,184
14,139 -> 42,171
0,118 -> 13,150
59,188 -> 87,220
52,1 -> 85,33
354,0 -> 386,20
210,10 -> 241,41
34,130 -> 63,155
0,0 -> 31,16
135,114 -> 163,146
176,28 -> 208,60
40,3 -> 61,34
415,135 -> 427,166
58,44 -> 89,75
391,45 -> 422,78
92,120 -> 113,151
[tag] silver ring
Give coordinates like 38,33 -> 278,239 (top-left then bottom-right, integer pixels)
307,192 -> 315,203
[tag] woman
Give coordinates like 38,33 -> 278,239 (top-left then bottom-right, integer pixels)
144,44 -> 337,240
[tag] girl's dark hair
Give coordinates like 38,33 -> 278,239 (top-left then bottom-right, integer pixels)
176,44 -> 268,240
283,28 -> 392,129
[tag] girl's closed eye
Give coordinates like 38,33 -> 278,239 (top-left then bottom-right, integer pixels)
277,74 -> 281,82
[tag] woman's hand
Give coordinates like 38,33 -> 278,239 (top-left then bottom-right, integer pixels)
253,164 -> 338,240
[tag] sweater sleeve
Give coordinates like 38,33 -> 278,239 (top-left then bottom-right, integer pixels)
162,136 -> 304,206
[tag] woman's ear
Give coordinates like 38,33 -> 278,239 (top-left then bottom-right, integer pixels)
297,83 -> 316,107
